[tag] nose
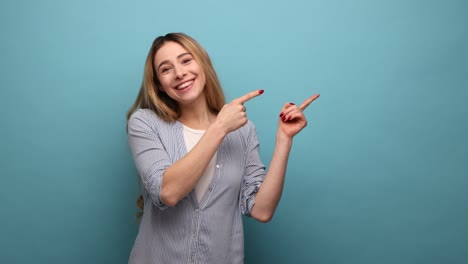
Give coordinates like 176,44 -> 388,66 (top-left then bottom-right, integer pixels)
174,65 -> 187,79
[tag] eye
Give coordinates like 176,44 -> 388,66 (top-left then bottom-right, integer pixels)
182,57 -> 193,64
160,67 -> 171,73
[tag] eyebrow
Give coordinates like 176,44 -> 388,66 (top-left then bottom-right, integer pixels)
157,52 -> 192,71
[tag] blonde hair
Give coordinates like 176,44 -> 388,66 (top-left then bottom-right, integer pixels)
128,33 -> 226,220
126,32 -> 226,122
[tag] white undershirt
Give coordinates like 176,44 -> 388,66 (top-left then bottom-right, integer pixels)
182,125 -> 217,202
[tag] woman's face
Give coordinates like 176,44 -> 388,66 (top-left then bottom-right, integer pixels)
154,41 -> 206,107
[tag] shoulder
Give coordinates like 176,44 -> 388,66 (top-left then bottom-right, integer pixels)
128,109 -> 173,133
235,120 -> 259,145
128,108 -> 159,122
239,120 -> 257,136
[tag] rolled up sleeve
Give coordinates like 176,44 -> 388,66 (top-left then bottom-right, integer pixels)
127,110 -> 171,210
240,122 -> 266,216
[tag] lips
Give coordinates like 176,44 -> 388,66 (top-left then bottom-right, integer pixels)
175,79 -> 194,90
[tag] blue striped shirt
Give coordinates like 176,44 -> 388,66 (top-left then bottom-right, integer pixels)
127,109 -> 266,264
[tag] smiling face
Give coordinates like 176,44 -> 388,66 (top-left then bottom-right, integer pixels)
154,41 -> 207,108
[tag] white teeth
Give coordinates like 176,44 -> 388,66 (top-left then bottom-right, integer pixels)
176,80 -> 193,90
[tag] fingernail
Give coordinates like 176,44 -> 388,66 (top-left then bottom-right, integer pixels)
279,113 -> 284,117
258,89 -> 264,94
289,102 -> 295,105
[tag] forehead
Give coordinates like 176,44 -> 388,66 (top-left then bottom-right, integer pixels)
154,41 -> 189,65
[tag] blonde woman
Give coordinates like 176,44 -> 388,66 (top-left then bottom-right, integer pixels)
127,32 -> 319,264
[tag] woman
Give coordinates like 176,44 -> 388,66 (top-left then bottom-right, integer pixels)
126,32 -> 319,264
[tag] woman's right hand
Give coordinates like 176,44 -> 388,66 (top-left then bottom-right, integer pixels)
214,90 -> 264,134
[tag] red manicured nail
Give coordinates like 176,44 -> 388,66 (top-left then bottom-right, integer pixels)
258,89 -> 264,94
279,113 -> 284,117
289,102 -> 295,105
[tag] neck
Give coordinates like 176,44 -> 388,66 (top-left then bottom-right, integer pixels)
178,99 -> 215,130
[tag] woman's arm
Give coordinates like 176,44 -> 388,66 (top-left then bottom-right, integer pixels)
159,122 -> 225,206
251,94 -> 320,222
161,90 -> 264,206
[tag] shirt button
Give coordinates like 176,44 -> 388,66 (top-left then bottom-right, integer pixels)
216,164 -> 220,168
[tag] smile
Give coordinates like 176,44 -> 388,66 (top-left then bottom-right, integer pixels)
175,80 -> 194,90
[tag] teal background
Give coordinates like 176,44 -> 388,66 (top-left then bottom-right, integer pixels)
1,0 -> 467,263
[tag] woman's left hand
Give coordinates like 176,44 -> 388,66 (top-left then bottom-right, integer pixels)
278,94 -> 320,138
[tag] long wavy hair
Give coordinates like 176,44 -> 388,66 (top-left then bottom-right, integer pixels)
127,33 -> 226,220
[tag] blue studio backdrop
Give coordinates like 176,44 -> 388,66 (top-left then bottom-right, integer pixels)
1,0 -> 467,263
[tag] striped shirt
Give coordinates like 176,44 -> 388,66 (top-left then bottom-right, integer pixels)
127,109 -> 266,264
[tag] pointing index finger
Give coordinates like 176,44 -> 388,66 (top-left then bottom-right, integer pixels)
299,94 -> 320,111
232,89 -> 264,105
